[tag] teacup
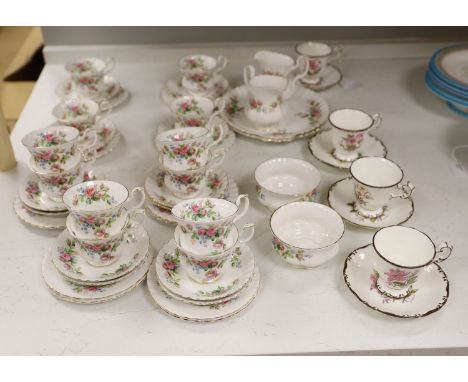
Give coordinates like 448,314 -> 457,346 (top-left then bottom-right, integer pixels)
255,158 -> 320,211
63,180 -> 145,237
179,248 -> 231,284
295,41 -> 338,84
254,50 -> 302,77
372,225 -> 453,298
52,98 -> 103,132
171,195 -> 250,246
66,57 -> 115,94
350,157 -> 415,218
175,222 -> 255,257
270,201 -> 345,268
170,95 -> 224,129
329,108 -> 382,161
155,125 -> 223,171
179,54 -> 227,93
164,151 -> 225,198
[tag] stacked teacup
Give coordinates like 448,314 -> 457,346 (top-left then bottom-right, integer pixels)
41,180 -> 152,304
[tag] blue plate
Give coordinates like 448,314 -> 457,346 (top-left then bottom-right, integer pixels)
425,71 -> 468,107
447,102 -> 468,117
429,44 -> 468,91
428,66 -> 468,99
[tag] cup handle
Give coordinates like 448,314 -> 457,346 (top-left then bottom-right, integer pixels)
104,57 -> 115,74
207,124 -> 224,150
434,242 -> 453,263
243,65 -> 255,88
125,187 -> 146,213
390,181 -> 414,199
206,150 -> 225,173
77,129 -> 98,150
238,222 -> 255,243
369,113 -> 382,131
292,55 -> 309,84
233,194 -> 249,223
213,55 -> 227,76
99,100 -> 112,118
80,145 -> 97,165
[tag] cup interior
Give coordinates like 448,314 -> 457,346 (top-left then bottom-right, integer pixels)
171,96 -> 214,116
63,180 -> 128,211
52,98 -> 99,121
296,42 -> 332,57
172,197 -> 237,222
179,55 -> 217,71
157,127 -> 208,143
22,125 -> 79,149
350,157 -> 403,188
329,109 -> 373,132
373,226 -> 435,267
255,158 -> 320,196
271,202 -> 344,249
254,50 -> 294,67
250,75 -> 288,91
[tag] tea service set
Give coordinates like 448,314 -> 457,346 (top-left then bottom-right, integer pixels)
147,195 -> 261,322
42,179 -> 153,304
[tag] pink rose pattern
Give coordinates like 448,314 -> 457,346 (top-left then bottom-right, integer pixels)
370,270 -> 417,304
79,240 -> 121,264
248,98 -> 279,113
162,141 -> 204,169
74,212 -> 118,238
25,181 -> 41,202
296,100 -> 322,125
72,183 -> 116,206
340,133 -> 364,151
225,96 -> 244,116
181,199 -> 220,221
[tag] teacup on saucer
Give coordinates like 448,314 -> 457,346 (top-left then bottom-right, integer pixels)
179,54 -> 227,93
52,98 -> 102,132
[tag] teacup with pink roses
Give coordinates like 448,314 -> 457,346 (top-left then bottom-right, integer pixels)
178,54 -> 227,93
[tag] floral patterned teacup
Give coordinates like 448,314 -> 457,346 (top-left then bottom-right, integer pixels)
175,222 -> 255,257
180,248 -> 230,284
170,95 -> 224,129
66,57 -> 115,95
372,225 -> 453,298
295,42 -> 339,85
270,202 -> 345,268
163,151 -> 225,198
255,158 -> 320,211
329,108 -> 382,162
179,54 -> 227,93
155,125 -> 223,171
52,98 -> 110,132
350,157 -> 415,218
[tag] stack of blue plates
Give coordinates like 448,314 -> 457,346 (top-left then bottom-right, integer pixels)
425,44 -> 468,117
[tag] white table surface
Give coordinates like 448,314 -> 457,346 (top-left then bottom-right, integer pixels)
2,41 -> 468,355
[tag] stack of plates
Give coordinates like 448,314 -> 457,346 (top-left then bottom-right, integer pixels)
42,225 -> 153,304
425,44 -> 468,117
147,241 -> 260,322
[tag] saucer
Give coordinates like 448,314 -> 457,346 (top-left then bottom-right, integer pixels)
156,116 -> 236,154
222,85 -> 328,143
148,262 -> 259,322
51,225 -> 149,285
155,240 -> 255,301
343,244 -> 449,318
95,130 -> 121,159
145,174 -> 239,225
161,74 -> 229,105
55,76 -> 130,110
327,177 -> 414,229
14,196 -> 67,230
299,65 -> 343,92
43,247 -> 152,304
90,117 -> 117,151
144,164 -> 229,209
308,130 -> 388,169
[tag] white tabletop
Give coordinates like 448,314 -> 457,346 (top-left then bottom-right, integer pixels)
2,41 -> 468,355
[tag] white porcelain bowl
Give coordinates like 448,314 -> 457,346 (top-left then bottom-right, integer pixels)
270,201 -> 344,268
255,158 -> 320,211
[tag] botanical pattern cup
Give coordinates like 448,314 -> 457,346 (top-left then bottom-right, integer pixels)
164,151 -> 225,198
295,41 -> 339,85
170,95 -> 225,129
155,125 -> 223,171
329,108 -> 382,162
350,157 -> 415,218
372,225 -> 453,298
180,248 -> 231,284
65,57 -> 115,96
178,54 -> 227,93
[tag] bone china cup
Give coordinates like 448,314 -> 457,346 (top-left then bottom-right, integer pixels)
65,57 -> 115,95
295,41 -> 335,83
350,157 -> 415,218
170,96 -> 224,128
329,108 -> 382,161
254,50 -> 301,78
372,225 -> 453,298
155,126 -> 223,171
255,158 -> 320,211
52,98 -> 101,132
178,54 -> 227,92
270,202 -> 345,268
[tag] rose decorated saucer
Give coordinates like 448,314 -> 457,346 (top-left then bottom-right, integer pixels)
144,164 -> 229,209
148,261 -> 260,322
222,85 -> 328,143
84,117 -> 117,151
343,244 -> 449,318
51,225 -> 150,285
299,65 -> 343,92
155,116 -> 236,154
18,167 -> 101,213
55,76 -> 130,111
327,177 -> 414,229
145,175 -> 239,225
309,130 -> 388,169
14,196 -> 67,230
43,247 -> 153,304
155,240 -> 255,302
161,74 -> 230,105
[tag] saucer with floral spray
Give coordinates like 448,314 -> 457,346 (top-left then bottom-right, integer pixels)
299,65 -> 343,92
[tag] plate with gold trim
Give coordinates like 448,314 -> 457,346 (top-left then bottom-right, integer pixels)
14,196 -> 67,230
222,85 -> 328,143
343,244 -> 449,318
327,177 -> 414,229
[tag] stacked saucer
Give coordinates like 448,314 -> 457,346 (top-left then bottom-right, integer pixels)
42,180 -> 152,304
425,44 -> 468,117
55,56 -> 129,111
52,97 -> 121,159
147,196 -> 260,322
161,54 -> 230,105
15,125 -> 102,230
